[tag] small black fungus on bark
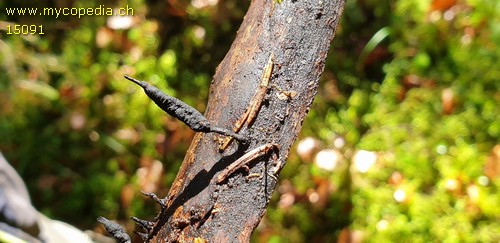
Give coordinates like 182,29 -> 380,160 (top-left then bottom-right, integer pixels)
97,216 -> 131,243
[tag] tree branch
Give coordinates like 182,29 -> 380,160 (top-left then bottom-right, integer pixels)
144,0 -> 345,241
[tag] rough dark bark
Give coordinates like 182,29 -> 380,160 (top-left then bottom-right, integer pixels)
147,0 -> 345,242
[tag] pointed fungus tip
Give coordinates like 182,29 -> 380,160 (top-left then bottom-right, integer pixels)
124,75 -> 144,87
97,216 -> 108,223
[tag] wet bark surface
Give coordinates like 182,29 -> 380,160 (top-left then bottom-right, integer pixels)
147,0 -> 345,242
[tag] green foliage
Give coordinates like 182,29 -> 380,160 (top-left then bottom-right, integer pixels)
266,0 -> 499,242
0,0 -> 499,242
0,0 -> 248,228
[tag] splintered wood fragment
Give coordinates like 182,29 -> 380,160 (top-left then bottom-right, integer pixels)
216,143 -> 279,184
246,173 -> 261,180
246,53 -> 274,126
97,217 -> 131,243
125,75 -> 247,142
218,110 -> 251,151
219,54 -> 275,151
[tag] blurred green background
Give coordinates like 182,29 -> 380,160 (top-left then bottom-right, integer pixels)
1,0 -> 499,242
